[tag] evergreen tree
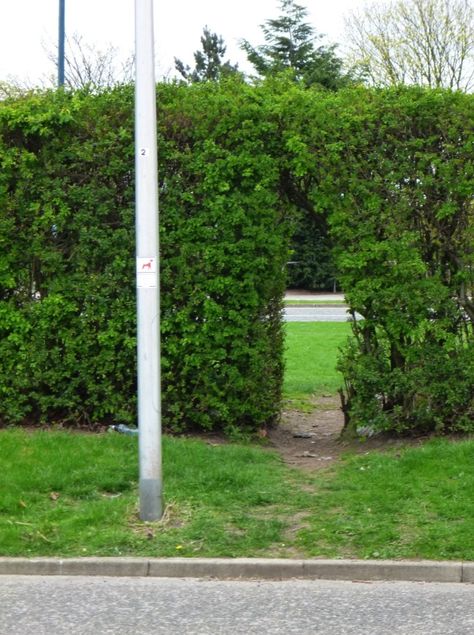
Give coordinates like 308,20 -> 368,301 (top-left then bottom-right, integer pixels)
241,0 -> 350,89
175,27 -> 240,82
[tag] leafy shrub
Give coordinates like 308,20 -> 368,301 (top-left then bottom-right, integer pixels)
271,84 -> 473,434
1,82 -> 472,436
330,88 -> 474,434
0,82 -> 291,433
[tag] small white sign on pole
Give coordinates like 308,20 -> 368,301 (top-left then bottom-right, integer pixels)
136,257 -> 158,288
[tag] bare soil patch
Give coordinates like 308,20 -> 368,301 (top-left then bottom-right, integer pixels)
269,396 -> 425,471
268,396 -> 346,470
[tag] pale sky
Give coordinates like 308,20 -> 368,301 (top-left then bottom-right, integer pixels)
0,0 -> 371,86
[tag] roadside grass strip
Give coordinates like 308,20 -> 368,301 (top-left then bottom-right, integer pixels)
298,438 -> 474,561
1,429 -> 474,560
284,300 -> 347,306
0,430 -> 309,558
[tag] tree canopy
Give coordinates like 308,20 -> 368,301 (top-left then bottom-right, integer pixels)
345,0 -> 474,90
240,0 -> 351,89
174,27 -> 240,83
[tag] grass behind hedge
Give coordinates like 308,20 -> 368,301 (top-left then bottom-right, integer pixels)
283,322 -> 351,398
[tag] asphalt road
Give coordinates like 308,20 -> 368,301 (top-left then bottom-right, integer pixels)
1,576 -> 474,635
283,292 -> 360,322
284,305 -> 353,322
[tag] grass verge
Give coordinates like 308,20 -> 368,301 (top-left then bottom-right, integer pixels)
283,322 -> 350,400
299,438 -> 474,560
1,430 -> 474,560
0,429 -> 308,558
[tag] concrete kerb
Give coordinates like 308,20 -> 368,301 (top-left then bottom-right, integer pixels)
462,562 -> 474,583
0,558 -> 471,583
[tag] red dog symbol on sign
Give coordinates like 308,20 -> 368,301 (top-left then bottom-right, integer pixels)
142,259 -> 153,271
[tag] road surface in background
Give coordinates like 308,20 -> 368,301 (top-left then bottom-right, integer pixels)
284,305 -> 354,322
284,292 -> 362,322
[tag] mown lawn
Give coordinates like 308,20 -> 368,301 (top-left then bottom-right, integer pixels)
298,438 -> 474,560
2,428 -> 474,560
283,322 -> 350,398
0,429 -> 308,558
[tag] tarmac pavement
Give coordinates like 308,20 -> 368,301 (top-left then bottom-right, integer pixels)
1,574 -> 474,635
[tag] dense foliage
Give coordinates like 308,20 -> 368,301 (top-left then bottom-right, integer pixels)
286,210 -> 337,290
0,81 -> 472,436
333,89 -> 474,435
0,81 -> 291,432
265,84 -> 474,434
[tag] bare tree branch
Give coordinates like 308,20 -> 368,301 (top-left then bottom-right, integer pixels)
345,0 -> 474,90
44,33 -> 134,91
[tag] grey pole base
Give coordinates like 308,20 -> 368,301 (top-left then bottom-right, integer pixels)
139,479 -> 163,521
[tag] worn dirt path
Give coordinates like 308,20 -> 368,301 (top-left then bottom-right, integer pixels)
268,396 -> 418,471
267,396 -> 347,471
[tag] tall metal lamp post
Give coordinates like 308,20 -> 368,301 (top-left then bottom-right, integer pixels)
58,0 -> 65,86
135,0 -> 163,521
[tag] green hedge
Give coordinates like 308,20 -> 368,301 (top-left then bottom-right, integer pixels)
286,88 -> 474,433
0,82 -> 291,432
267,84 -> 474,434
332,88 -> 474,434
1,82 -> 472,436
